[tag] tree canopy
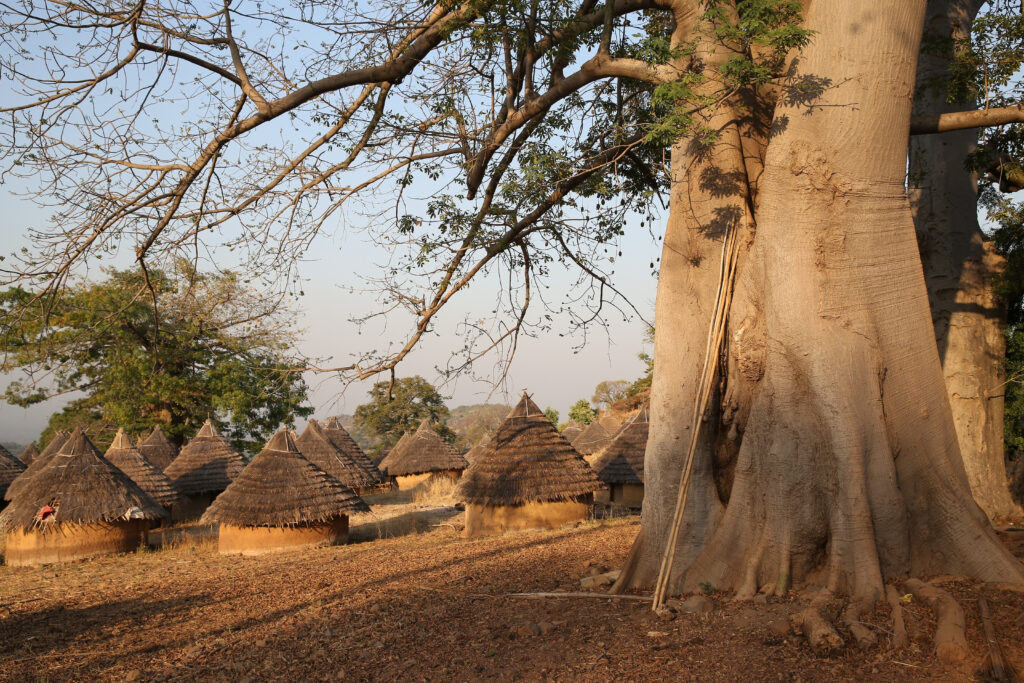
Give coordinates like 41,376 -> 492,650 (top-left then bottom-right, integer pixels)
568,399 -> 596,425
0,262 -> 311,451
353,376 -> 456,457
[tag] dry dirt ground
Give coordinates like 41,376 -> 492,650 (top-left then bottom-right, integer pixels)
1,508 -> 1023,682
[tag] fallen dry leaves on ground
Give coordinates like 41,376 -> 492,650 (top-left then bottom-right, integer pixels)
1,510 -> 1023,682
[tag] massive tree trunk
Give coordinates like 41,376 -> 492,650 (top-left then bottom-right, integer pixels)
620,0 -> 1024,601
910,0 -> 1019,521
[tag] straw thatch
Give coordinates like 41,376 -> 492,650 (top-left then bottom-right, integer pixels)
458,393 -> 599,506
571,419 -> 613,455
201,429 -> 369,527
463,439 -> 489,467
138,425 -> 178,470
104,429 -> 184,510
5,430 -> 71,502
164,420 -> 246,496
296,420 -> 384,491
321,417 -> 389,488
385,419 -> 467,477
377,431 -> 411,476
0,427 -> 165,532
590,409 -> 649,485
0,446 -> 27,500
19,442 -> 39,465
560,422 -> 584,442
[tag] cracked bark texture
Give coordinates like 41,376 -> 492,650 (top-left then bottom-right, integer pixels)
620,0 -> 1024,601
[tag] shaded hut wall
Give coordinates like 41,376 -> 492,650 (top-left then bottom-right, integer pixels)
217,517 -> 348,555
609,483 -> 644,507
394,470 -> 460,491
594,485 -> 611,504
464,495 -> 593,538
171,492 -> 219,522
4,520 -> 149,567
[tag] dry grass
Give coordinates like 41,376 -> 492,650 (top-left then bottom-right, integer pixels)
411,475 -> 459,504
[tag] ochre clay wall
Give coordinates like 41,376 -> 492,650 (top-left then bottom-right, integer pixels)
594,485 -> 611,504
171,492 -> 218,522
4,520 -> 149,566
464,496 -> 593,538
610,483 -> 644,507
395,470 -> 460,491
217,517 -> 348,555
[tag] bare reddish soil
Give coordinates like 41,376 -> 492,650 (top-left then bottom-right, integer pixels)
1,514 -> 1023,682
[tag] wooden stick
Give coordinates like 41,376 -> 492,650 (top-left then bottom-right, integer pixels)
978,595 -> 1018,682
652,225 -> 741,610
508,591 -> 653,602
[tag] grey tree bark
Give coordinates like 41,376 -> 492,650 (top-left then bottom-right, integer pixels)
619,0 -> 1024,601
909,0 -> 1020,521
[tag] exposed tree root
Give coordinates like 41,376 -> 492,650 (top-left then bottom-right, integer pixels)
842,599 -> 877,650
905,578 -> 967,665
789,599 -> 844,656
885,585 -> 909,649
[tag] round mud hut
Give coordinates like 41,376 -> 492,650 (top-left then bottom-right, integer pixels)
457,393 -> 600,538
589,409 -> 649,507
383,419 -> 467,491
4,430 -> 71,504
138,424 -> 178,470
571,420 -> 613,457
321,417 -> 394,493
164,420 -> 246,521
104,429 -> 184,516
0,446 -> 27,509
0,428 -> 165,566
201,428 -> 370,555
462,438 -> 489,467
19,442 -> 39,465
296,420 -> 388,495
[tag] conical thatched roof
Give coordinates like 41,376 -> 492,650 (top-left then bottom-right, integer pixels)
0,428 -> 165,531
458,394 -> 599,506
463,439 -> 489,467
590,409 -> 649,485
560,422 -> 584,441
571,420 -> 613,455
201,428 -> 369,527
385,419 -> 467,477
296,420 -> 383,491
104,429 -> 184,510
0,446 -> 27,500
377,432 -> 410,476
5,430 -> 70,502
138,424 -> 178,470
164,420 -> 246,496
19,442 -> 39,465
322,417 -> 388,487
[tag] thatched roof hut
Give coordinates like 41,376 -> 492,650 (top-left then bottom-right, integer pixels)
0,446 -> 27,503
296,420 -> 384,493
138,424 -> 178,470
385,419 -> 467,489
458,394 -> 599,537
589,409 -> 649,507
19,442 -> 39,465
377,431 -> 411,476
4,430 -> 70,503
201,429 -> 369,554
104,429 -> 184,512
164,420 -> 245,496
560,422 -> 584,442
463,439 -> 489,467
571,419 -> 613,456
321,417 -> 390,490
0,428 -> 165,566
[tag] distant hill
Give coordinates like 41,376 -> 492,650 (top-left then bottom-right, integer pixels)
447,404 -> 510,451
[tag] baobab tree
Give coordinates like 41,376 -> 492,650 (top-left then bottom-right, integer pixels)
2,0 -> 1023,623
